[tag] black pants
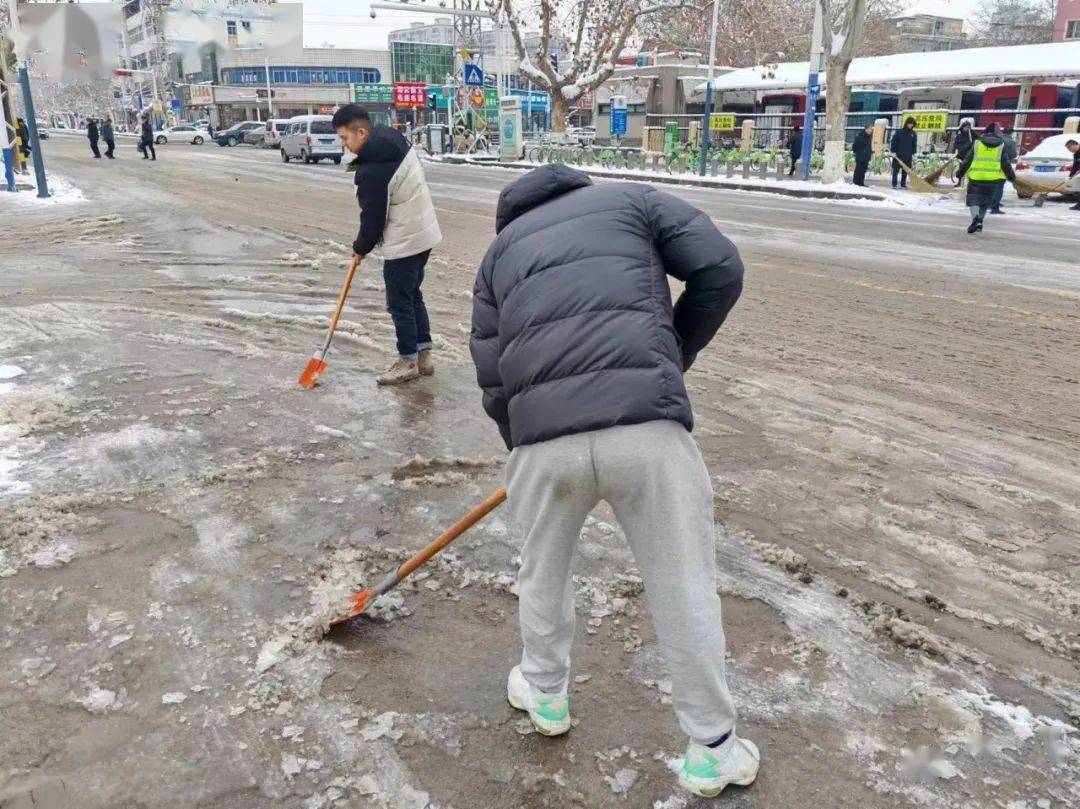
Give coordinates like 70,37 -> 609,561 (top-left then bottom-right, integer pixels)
140,140 -> 156,160
90,138 -> 101,158
383,250 -> 432,358
104,139 -> 115,158
853,158 -> 869,186
787,155 -> 798,176
891,158 -> 909,187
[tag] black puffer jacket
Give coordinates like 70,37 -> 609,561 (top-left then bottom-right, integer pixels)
891,125 -> 917,161
470,165 -> 744,449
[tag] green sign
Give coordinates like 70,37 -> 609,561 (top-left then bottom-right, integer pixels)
352,84 -> 393,105
709,113 -> 735,131
664,121 -> 679,153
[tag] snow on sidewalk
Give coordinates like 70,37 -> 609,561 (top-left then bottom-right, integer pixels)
2,172 -> 85,206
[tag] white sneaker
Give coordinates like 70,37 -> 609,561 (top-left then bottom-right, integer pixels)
678,735 -> 760,798
506,665 -> 571,736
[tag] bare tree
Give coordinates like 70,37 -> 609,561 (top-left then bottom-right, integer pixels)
486,0 -> 695,132
819,0 -> 867,183
640,0 -> 899,67
970,0 -> 1055,46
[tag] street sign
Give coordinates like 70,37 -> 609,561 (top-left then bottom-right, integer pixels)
189,85 -> 214,105
353,83 -> 394,105
464,64 -> 484,88
709,113 -> 735,131
499,96 -> 523,161
610,94 -> 627,136
902,110 -> 948,132
170,99 -> 181,111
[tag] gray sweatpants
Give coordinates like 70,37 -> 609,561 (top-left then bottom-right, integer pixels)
506,419 -> 738,745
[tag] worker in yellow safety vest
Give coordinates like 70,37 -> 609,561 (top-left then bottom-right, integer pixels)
956,122 -> 1016,234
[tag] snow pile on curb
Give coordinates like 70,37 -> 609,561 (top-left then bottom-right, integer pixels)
5,173 -> 85,206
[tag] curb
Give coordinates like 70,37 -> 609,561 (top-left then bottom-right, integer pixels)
431,155 -> 886,202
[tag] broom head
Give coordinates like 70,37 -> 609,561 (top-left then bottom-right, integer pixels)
298,356 -> 327,389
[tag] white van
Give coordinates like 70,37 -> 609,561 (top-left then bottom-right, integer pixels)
280,115 -> 344,164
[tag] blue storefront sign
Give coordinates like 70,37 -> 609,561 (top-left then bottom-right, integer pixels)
509,89 -> 549,111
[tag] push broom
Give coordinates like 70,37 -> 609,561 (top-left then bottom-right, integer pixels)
327,487 -> 508,631
299,254 -> 360,389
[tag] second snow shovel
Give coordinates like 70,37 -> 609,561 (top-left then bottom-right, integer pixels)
327,486 -> 507,631
299,254 -> 360,389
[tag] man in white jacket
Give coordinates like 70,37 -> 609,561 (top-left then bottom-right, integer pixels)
334,105 -> 443,385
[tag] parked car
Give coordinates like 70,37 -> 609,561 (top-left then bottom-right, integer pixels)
244,125 -> 267,146
280,115 -> 343,164
164,124 -> 210,145
34,120 -> 50,139
262,119 -> 290,149
1015,134 -> 1078,188
215,121 -> 261,146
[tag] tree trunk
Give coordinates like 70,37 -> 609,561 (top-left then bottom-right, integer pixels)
550,92 -> 569,133
821,52 -> 852,184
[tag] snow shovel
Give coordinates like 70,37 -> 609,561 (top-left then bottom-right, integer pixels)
299,254 -> 360,389
327,486 -> 508,631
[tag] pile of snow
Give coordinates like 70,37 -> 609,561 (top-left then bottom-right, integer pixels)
5,173 -> 85,206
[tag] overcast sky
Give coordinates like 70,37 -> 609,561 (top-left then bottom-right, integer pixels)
299,0 -> 985,50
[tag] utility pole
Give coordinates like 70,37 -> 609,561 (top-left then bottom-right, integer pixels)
799,1 -> 825,181
697,0 -> 720,176
264,56 -> 272,118
6,0 -> 48,196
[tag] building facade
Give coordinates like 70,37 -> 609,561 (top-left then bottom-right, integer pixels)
886,15 -> 967,52
1053,0 -> 1080,41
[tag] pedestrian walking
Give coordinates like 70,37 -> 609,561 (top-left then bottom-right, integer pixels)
957,123 -> 1016,234
207,121 -> 215,139
332,104 -> 442,385
469,164 -> 758,799
786,124 -> 803,176
1067,139 -> 1080,211
852,123 -> 873,187
990,125 -> 1019,214
101,117 -> 116,159
890,116 -> 918,188
14,117 -> 30,174
87,118 -> 101,159
139,115 -> 156,160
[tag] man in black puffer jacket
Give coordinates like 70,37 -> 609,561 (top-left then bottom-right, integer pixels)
470,164 -> 758,799
890,116 -> 918,188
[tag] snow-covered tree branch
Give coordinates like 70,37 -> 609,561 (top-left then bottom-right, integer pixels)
486,0 -> 697,132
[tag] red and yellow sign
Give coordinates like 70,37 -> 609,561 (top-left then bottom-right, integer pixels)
393,82 -> 426,109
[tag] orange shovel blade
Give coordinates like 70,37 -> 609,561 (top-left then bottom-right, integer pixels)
328,588 -> 374,630
298,357 -> 327,389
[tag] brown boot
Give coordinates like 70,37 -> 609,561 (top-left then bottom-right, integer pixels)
418,349 -> 434,376
376,357 -> 420,386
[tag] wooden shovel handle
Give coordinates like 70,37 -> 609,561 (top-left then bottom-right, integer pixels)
326,255 -> 360,337
395,487 -> 507,581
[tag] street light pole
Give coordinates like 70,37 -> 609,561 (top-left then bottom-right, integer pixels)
697,0 -> 720,176
265,57 -> 273,118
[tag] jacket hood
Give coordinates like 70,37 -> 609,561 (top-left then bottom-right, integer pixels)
978,133 -> 1004,147
348,125 -> 402,170
495,164 -> 592,233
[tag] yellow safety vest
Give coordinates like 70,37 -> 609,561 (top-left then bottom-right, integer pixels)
967,140 -> 1005,182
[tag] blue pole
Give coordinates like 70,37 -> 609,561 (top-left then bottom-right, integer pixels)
2,147 -> 14,191
799,73 -> 820,181
18,65 -> 50,199
698,83 -> 713,177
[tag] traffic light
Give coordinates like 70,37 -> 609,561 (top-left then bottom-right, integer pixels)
427,92 -> 437,110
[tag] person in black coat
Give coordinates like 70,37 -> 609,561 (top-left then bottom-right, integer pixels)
952,120 -> 974,158
469,165 -> 758,796
101,118 -> 116,159
87,118 -> 101,158
139,115 -> 156,160
15,117 -> 30,172
890,116 -> 918,188
786,124 -> 803,176
852,124 -> 873,186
